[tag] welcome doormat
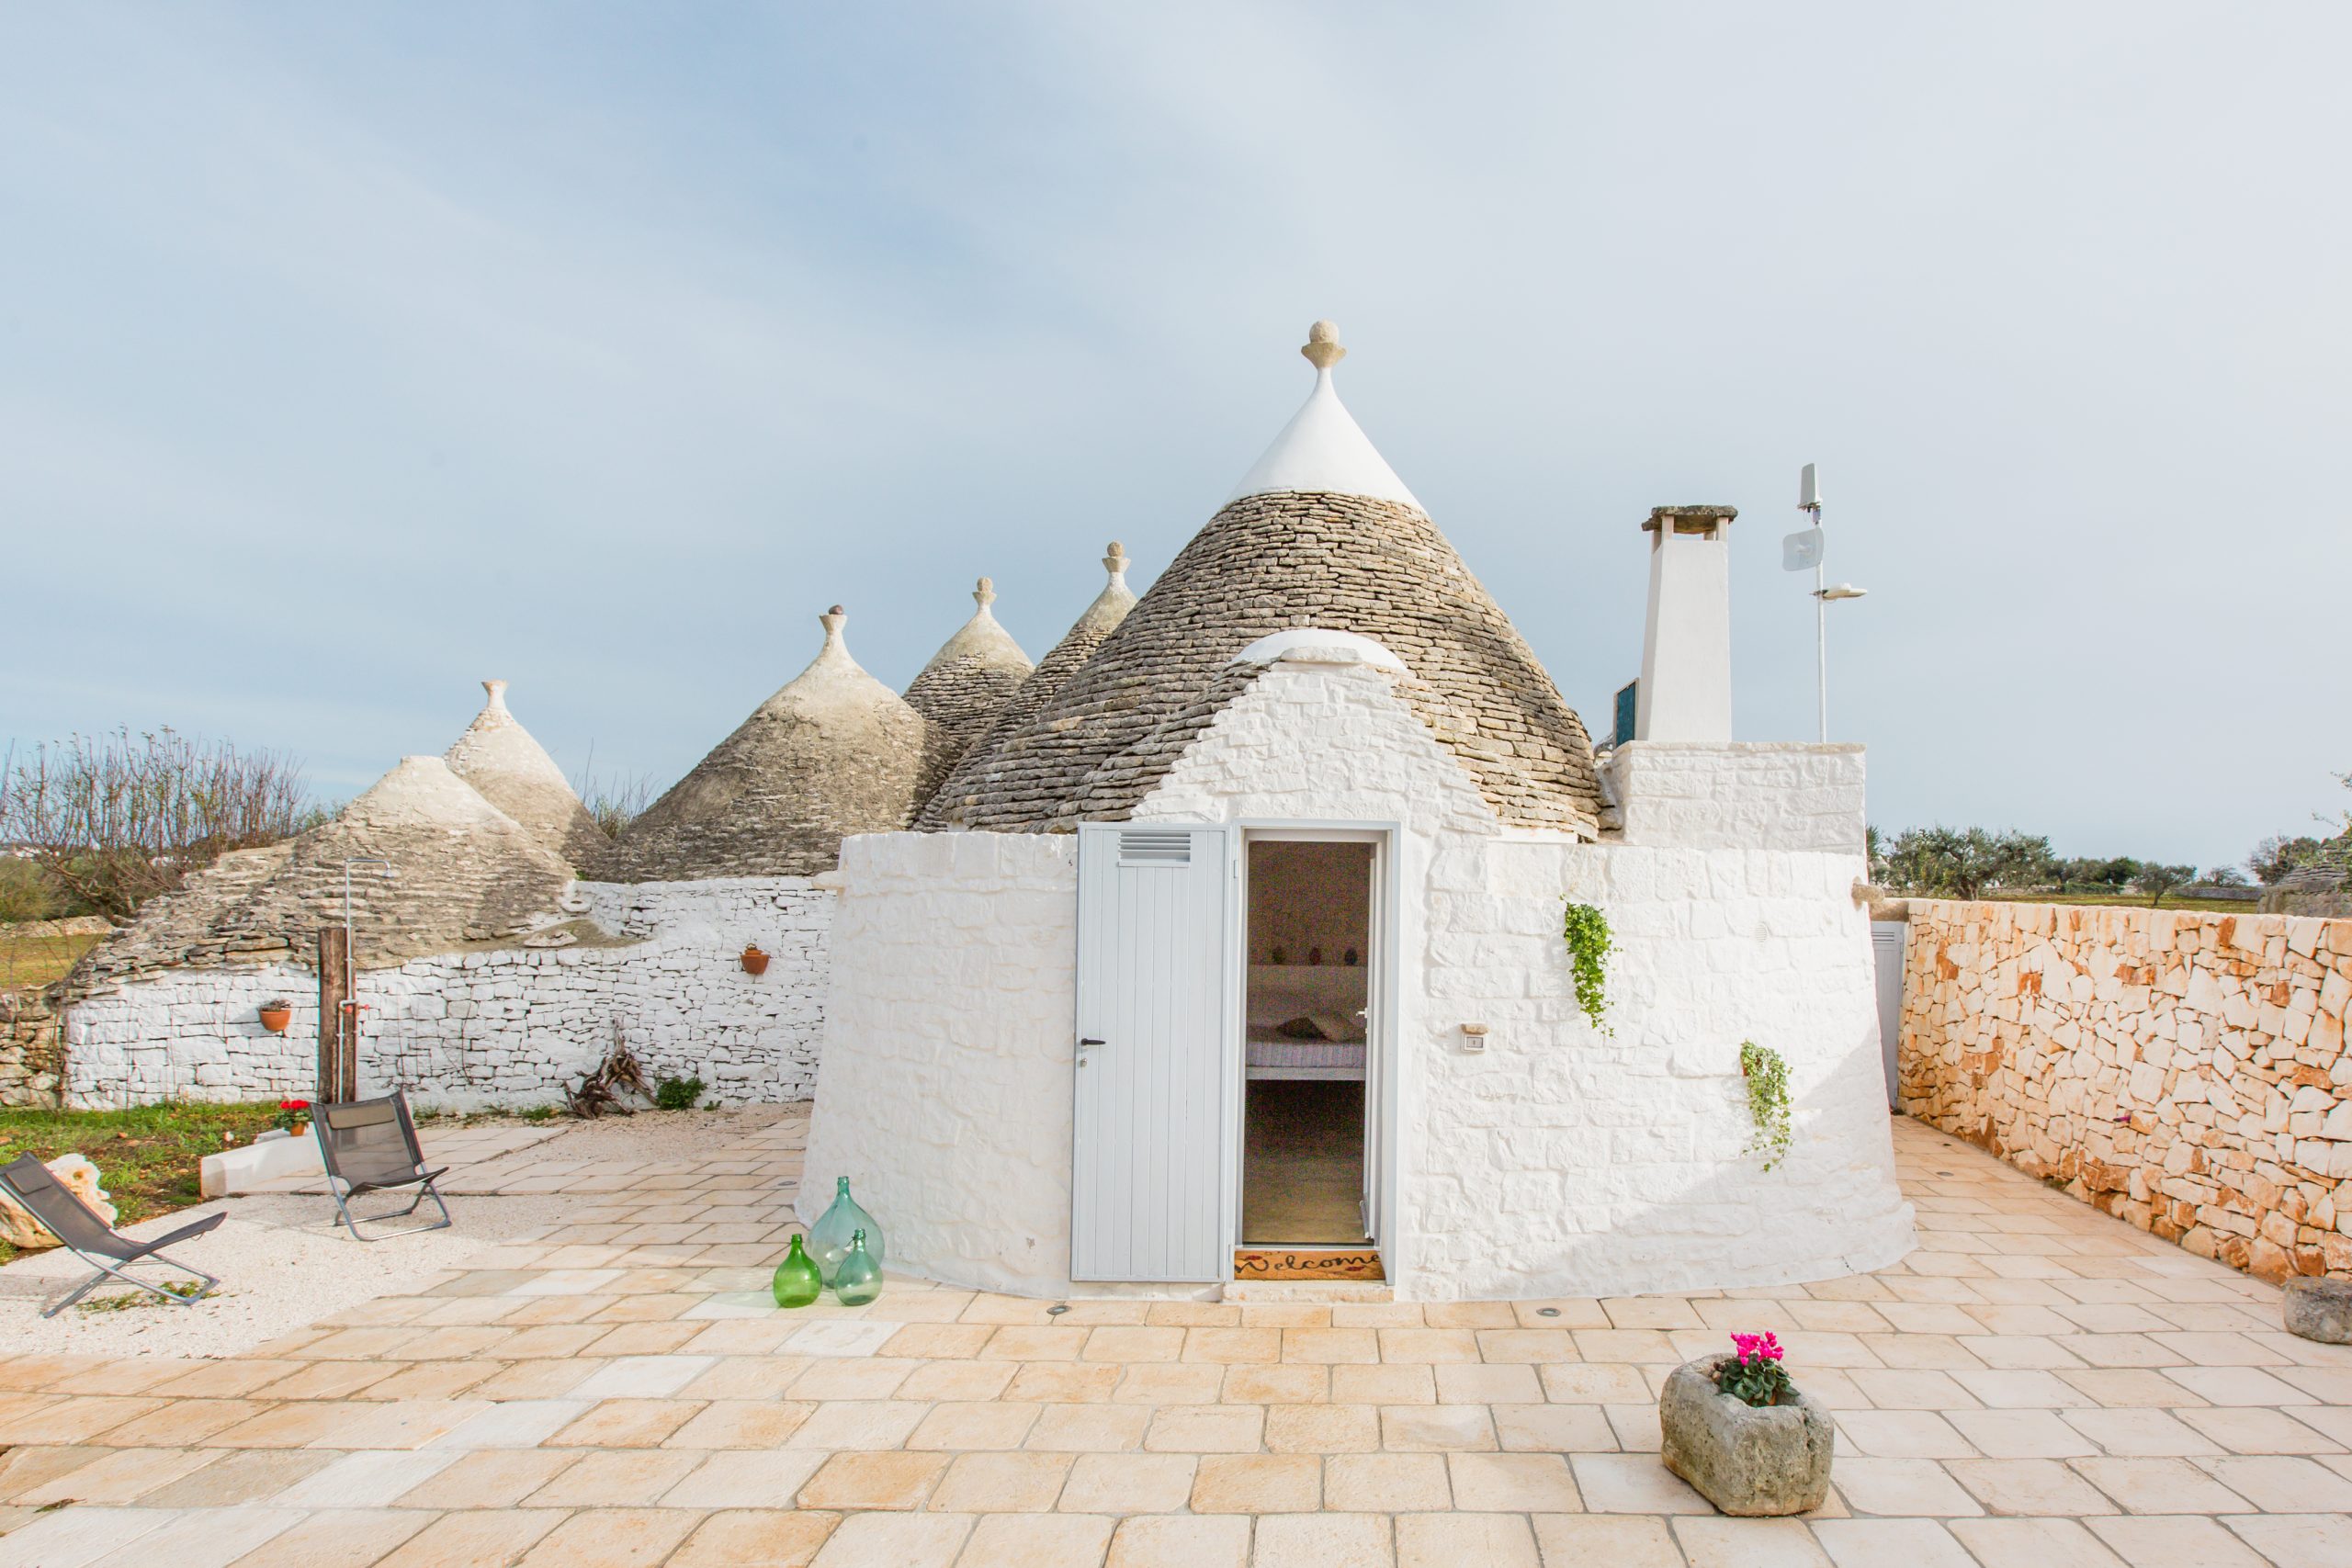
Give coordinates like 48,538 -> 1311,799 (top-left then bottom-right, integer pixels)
1232,1247 -> 1385,1281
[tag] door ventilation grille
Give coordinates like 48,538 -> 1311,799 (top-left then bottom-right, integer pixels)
1118,829 -> 1193,866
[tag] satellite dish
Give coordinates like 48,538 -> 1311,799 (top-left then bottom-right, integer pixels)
1798,462 -> 1822,511
1782,527 -> 1824,572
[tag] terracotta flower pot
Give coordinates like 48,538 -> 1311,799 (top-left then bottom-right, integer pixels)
257,1006 -> 292,1034
741,945 -> 771,976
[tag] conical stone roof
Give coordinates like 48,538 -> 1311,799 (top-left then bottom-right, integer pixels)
609,607 -> 931,880
71,755 -> 578,988
903,578 -> 1035,795
444,679 -> 610,874
922,542 -> 1139,828
940,323 -> 1602,835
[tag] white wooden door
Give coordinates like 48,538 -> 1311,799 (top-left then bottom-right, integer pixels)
1072,823 -> 1232,1282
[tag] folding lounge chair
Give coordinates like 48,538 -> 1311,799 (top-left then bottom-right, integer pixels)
313,1093 -> 452,1241
0,1154 -> 224,1317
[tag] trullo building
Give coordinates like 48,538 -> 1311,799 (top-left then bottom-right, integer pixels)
803,321 -> 1914,1301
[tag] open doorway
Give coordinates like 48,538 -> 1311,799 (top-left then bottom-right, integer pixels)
1240,839 -> 1374,1247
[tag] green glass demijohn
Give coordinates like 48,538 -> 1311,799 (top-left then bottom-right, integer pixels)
832,1228 -> 883,1305
808,1175 -> 883,1286
770,1234 -> 822,1309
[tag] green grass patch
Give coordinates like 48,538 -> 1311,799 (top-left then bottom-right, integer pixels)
0,926 -> 106,991
0,1101 -> 280,1264
1973,890 -> 2262,915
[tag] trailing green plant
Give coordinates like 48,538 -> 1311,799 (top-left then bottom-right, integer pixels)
1739,1041 -> 1792,1171
1715,1331 -> 1795,1407
1560,902 -> 1613,1032
654,1075 -> 705,1111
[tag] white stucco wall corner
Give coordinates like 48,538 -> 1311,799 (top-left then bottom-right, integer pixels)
801,829 -> 1081,1298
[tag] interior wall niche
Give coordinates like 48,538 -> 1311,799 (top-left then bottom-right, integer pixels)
1247,840 -> 1373,964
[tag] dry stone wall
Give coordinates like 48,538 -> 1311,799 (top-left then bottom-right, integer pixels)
61,878 -> 831,1110
1,991 -> 64,1108
1896,899 -> 2352,1280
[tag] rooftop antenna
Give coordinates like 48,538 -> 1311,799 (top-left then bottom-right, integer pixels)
1785,464 -> 1868,741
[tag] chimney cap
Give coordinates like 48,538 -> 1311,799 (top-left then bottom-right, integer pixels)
1642,504 -> 1738,534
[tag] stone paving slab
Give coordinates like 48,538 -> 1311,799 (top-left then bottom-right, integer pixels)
2,1114 -> 2348,1566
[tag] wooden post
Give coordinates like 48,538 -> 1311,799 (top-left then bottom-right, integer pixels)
318,926 -> 351,1103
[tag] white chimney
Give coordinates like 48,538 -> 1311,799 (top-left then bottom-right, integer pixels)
1634,505 -> 1736,742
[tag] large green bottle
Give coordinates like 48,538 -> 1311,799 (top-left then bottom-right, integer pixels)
808,1176 -> 883,1285
832,1228 -> 883,1306
771,1234 -> 822,1308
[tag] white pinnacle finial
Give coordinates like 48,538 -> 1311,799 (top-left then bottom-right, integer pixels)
1301,320 -> 1345,371
973,577 -> 997,612
820,604 -> 847,649
481,679 -> 509,714
1102,541 -> 1130,587
1227,321 -> 1417,507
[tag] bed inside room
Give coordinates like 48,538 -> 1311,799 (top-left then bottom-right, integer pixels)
1241,839 -> 1373,1245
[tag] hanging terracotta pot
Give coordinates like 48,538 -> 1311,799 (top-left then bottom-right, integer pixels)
257,1002 -> 293,1034
741,945 -> 771,976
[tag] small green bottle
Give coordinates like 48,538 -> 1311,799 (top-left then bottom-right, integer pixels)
771,1234 -> 822,1308
832,1227 -> 883,1306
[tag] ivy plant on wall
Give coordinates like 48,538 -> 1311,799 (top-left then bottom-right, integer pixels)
1561,901 -> 1613,1033
1740,1041 -> 1792,1171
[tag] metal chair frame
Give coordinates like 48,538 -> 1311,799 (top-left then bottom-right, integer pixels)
0,1156 -> 224,1317
312,1092 -> 453,1242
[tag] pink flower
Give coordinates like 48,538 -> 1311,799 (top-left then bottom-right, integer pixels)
1730,1330 -> 1786,1364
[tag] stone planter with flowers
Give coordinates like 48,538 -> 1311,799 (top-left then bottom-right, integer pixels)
1659,1331 -> 1835,1516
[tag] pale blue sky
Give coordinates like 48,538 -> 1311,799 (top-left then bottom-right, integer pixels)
4,4 -> 2345,869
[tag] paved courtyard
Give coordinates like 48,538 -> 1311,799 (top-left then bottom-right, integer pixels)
3,1112 -> 2348,1568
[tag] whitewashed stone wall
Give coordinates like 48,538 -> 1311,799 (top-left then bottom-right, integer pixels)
1603,741 -> 1865,853
62,877 -> 831,1110
805,653 -> 1912,1300
1152,659 -> 1909,1299
799,833 -> 1080,1296
1898,900 -> 2352,1281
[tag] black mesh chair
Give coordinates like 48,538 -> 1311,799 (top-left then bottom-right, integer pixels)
0,1155 -> 224,1316
313,1093 -> 451,1241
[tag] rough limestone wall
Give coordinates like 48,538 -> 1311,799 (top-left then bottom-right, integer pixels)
799,833 -> 1080,1296
1,992 -> 67,1108
1897,900 -> 2352,1280
1142,657 -> 1909,1299
60,878 -> 831,1110
1603,741 -> 1866,853
63,964 -> 320,1106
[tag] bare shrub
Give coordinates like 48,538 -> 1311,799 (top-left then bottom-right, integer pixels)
571,745 -> 655,840
0,728 -> 323,925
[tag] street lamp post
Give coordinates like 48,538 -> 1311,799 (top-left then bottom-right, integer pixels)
1787,464 -> 1867,742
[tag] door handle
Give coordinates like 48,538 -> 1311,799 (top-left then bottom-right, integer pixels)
1078,1038 -> 1107,1047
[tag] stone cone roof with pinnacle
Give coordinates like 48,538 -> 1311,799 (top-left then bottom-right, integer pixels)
67,755 -> 578,992
444,679 -> 611,874
609,607 -> 932,880
922,542 -> 1139,828
903,577 -> 1035,797
940,322 -> 1602,835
